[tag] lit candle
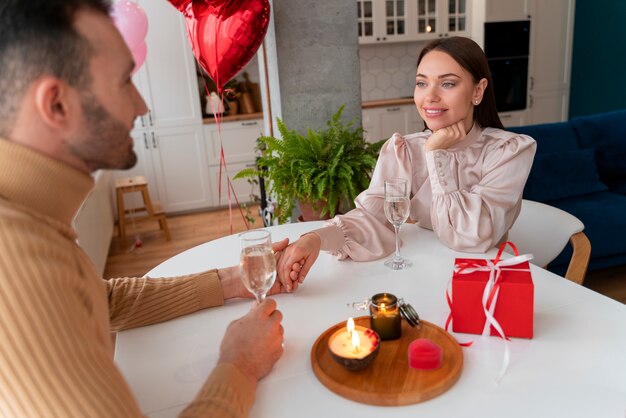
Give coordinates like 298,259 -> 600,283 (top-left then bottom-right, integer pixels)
370,293 -> 401,341
347,317 -> 355,340
328,320 -> 380,371
329,323 -> 377,359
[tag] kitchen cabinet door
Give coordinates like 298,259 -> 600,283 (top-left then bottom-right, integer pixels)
363,104 -> 422,143
358,0 -> 412,44
498,110 -> 528,128
412,0 -> 471,40
358,0 -> 471,44
204,119 -> 264,166
528,91 -> 569,125
527,0 -> 574,93
204,118 -> 264,207
118,126 -> 212,214
526,0 -> 574,123
208,161 -> 261,208
485,0 -> 529,22
149,125 -> 212,212
132,0 -> 203,129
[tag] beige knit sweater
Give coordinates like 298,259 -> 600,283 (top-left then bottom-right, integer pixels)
0,140 -> 255,417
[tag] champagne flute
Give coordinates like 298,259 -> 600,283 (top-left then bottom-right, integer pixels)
383,178 -> 412,270
239,229 -> 276,303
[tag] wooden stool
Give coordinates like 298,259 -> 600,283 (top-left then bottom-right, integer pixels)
115,176 -> 171,242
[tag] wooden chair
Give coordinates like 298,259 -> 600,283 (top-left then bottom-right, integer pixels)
508,199 -> 591,285
115,176 -> 171,243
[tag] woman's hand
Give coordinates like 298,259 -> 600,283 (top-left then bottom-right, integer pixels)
220,238 -> 290,299
276,233 -> 321,293
424,120 -> 466,151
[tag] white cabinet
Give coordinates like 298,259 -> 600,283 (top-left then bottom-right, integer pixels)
485,0 -> 529,22
358,0 -> 411,43
121,0 -> 214,214
119,126 -> 212,214
362,104 -> 424,142
528,91 -> 570,125
132,0 -> 202,129
416,0 -> 471,39
498,110 -> 528,128
358,0 -> 470,44
527,0 -> 574,123
204,119 -> 264,207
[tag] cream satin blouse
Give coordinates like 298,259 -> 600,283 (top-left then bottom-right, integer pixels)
313,124 -> 537,260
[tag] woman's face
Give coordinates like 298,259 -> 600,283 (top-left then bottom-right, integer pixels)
414,50 -> 485,133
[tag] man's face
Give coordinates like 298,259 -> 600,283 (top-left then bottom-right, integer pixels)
67,8 -> 147,172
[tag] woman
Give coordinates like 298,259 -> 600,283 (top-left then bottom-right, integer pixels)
279,36 -> 536,291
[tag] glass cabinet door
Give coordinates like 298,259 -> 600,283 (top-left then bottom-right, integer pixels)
357,0 -> 374,39
385,0 -> 406,37
416,0 -> 437,36
447,0 -> 467,34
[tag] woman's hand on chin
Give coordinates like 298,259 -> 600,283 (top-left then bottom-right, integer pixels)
424,120 -> 466,151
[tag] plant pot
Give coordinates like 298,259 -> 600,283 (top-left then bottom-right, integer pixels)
298,200 -> 335,222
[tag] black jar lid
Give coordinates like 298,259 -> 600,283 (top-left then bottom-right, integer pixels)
400,303 -> 420,327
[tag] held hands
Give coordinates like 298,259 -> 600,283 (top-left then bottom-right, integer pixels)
221,234 -> 320,299
221,238 -> 291,299
276,233 -> 321,293
424,120 -> 466,151
217,299 -> 284,383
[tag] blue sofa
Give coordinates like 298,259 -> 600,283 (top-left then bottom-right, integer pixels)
510,109 -> 626,276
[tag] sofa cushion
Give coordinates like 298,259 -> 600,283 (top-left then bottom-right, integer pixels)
509,122 -> 580,155
523,148 -> 608,202
570,109 -> 626,182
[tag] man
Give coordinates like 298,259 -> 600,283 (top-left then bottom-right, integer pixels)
0,1 -> 284,416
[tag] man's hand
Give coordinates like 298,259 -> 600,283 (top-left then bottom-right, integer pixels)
217,299 -> 284,383
220,238 -> 290,299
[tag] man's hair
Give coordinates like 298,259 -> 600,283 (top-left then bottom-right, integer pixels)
0,0 -> 111,137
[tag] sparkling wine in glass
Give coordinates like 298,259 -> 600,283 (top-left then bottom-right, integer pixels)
384,178 -> 412,270
239,229 -> 276,303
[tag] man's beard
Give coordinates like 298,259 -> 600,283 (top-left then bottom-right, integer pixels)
67,90 -> 137,172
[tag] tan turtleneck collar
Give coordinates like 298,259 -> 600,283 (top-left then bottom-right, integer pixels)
0,139 -> 94,226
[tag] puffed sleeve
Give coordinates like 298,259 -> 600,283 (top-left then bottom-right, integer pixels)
312,133 -> 416,261
428,132 -> 536,252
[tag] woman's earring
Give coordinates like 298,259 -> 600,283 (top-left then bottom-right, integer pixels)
474,100 -> 479,105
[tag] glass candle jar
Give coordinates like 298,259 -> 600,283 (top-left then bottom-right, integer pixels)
369,293 -> 402,340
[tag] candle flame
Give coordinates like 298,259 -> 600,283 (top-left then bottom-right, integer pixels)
347,317 -> 355,339
351,330 -> 360,354
380,302 -> 386,312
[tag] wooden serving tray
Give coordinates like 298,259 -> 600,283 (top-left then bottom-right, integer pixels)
311,316 -> 463,406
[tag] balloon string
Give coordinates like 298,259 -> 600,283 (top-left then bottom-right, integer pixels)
200,67 -> 251,235
187,15 -> 251,235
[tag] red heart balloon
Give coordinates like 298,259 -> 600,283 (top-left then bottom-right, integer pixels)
185,0 -> 270,93
168,0 -> 215,18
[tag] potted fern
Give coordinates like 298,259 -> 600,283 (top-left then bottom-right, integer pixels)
234,105 -> 382,223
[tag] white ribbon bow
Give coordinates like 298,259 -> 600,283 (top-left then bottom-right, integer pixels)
455,253 -> 533,384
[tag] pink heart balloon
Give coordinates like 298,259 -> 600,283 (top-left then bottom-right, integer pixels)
184,0 -> 270,93
111,1 -> 148,50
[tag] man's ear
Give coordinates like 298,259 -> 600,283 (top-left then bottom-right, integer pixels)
32,76 -> 78,132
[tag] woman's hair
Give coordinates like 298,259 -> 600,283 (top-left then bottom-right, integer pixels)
0,0 -> 110,137
417,36 -> 504,130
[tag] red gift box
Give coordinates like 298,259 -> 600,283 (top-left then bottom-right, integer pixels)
448,242 -> 534,339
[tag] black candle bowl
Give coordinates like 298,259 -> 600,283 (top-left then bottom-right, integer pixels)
327,326 -> 380,371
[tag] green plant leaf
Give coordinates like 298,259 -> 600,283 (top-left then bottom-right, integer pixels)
233,104 -> 380,223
